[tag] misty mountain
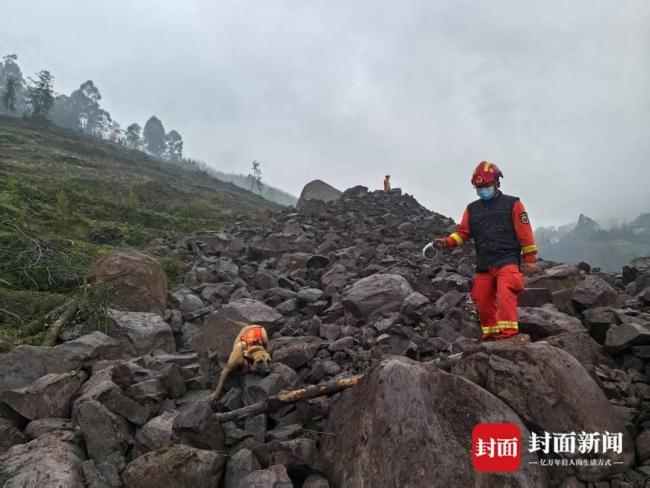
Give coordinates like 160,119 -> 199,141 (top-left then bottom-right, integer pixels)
536,213 -> 650,272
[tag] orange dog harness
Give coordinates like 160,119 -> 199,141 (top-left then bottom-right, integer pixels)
240,326 -> 265,374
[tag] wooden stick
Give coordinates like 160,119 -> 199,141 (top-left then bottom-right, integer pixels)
42,298 -> 80,346
212,375 -> 362,423
19,299 -> 69,337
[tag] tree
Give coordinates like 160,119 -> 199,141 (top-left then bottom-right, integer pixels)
248,160 -> 263,193
126,123 -> 142,149
2,76 -> 17,114
52,80 -> 111,136
165,130 -> 183,161
0,54 -> 26,115
26,70 -> 55,121
143,116 -> 166,157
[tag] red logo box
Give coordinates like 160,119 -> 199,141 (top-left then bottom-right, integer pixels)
472,423 -> 521,472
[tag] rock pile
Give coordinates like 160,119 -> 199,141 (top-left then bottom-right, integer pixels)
1,185 -> 650,487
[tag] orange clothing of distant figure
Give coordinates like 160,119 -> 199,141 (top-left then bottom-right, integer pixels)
442,199 -> 537,264
384,178 -> 391,191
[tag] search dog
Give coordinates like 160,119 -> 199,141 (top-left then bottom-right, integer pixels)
208,320 -> 272,405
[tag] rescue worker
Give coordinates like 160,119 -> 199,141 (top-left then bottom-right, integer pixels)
434,161 -> 537,340
384,175 -> 391,191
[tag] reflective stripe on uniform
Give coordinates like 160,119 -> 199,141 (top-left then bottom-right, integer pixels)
481,325 -> 500,335
521,244 -> 537,254
496,321 -> 518,331
450,232 -> 463,246
483,162 -> 491,172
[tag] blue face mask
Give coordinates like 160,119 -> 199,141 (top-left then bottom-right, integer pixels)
476,186 -> 496,201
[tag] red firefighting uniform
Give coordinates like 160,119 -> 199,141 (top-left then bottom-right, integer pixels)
442,192 -> 537,340
384,178 -> 391,191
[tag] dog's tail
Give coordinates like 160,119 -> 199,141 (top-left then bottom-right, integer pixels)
227,319 -> 250,328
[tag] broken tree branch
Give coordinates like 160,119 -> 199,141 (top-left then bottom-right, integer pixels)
19,299 -> 69,337
42,297 -> 80,346
212,375 -> 362,423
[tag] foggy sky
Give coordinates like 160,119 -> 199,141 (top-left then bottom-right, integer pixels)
3,0 -> 650,227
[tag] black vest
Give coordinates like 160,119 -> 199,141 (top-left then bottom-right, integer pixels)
468,193 -> 521,272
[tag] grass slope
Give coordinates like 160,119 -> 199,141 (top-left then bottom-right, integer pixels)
0,116 -> 281,336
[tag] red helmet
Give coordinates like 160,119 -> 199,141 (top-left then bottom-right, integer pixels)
471,161 -> 503,187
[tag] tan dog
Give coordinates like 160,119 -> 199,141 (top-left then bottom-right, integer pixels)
208,320 -> 272,405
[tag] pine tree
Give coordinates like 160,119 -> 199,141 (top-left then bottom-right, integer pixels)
26,70 -> 55,121
1,76 -> 17,114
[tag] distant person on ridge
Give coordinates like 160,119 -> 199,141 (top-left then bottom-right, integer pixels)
434,162 -> 537,341
384,175 -> 391,191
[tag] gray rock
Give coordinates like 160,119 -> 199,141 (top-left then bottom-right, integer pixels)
172,397 -> 225,451
243,364 -> 298,405
106,309 -> 176,356
518,287 -> 553,307
136,410 -> 179,453
270,337 -> 321,369
401,291 -> 431,315
225,448 -> 261,488
0,418 -> 26,453
0,431 -> 86,487
253,438 -> 317,474
24,418 -> 73,440
172,290 -> 204,313
572,275 -> 624,310
517,305 -> 585,340
605,322 -> 650,351
321,356 -> 547,487
0,332 -> 121,391
123,444 -> 225,488
296,179 -> 342,210
297,288 -> 325,304
342,274 -> 413,318
329,336 -> 354,352
433,290 -> 463,315
321,264 -> 347,291
73,400 -> 132,475
0,371 -> 87,420
527,264 -> 583,292
81,459 -> 121,488
237,464 -> 293,487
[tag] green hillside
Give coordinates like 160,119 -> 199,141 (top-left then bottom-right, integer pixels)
0,116 -> 280,337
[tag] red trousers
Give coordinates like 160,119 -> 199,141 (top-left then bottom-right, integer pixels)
470,264 -> 525,340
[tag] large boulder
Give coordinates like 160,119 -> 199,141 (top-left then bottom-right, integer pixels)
320,356 -> 547,488
0,431 -> 86,487
572,275 -> 624,311
86,249 -> 168,314
452,341 -> 634,482
342,274 -> 413,318
123,444 -> 225,488
296,180 -> 341,210
73,400 -> 132,479
517,305 -> 585,340
106,309 -> 176,356
192,298 -> 283,360
0,371 -> 87,420
526,264 -> 583,293
0,332 -> 121,391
